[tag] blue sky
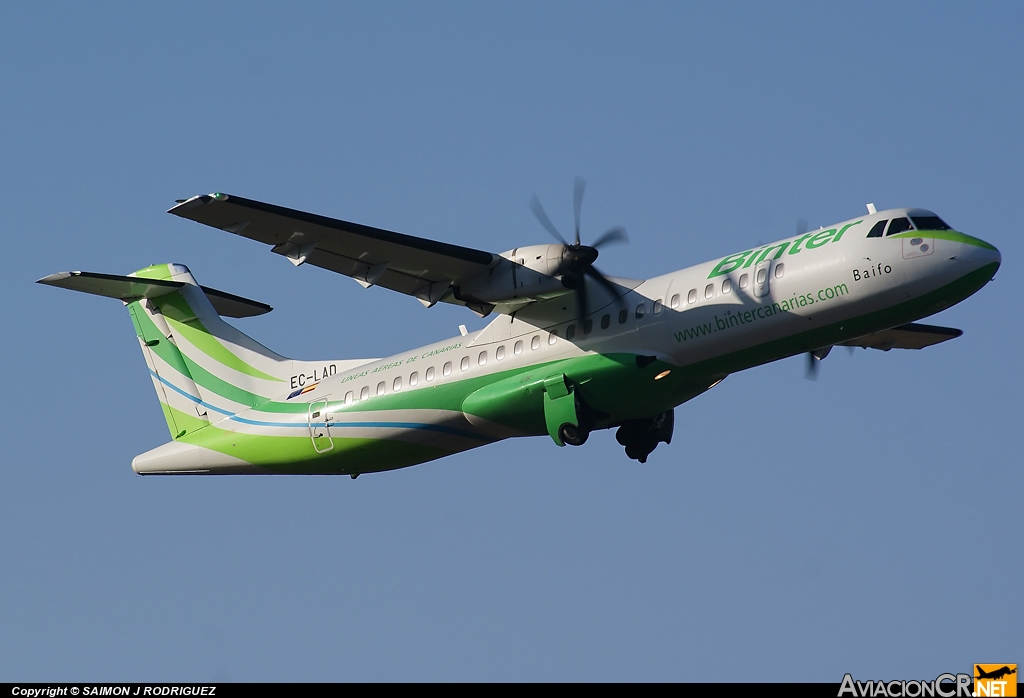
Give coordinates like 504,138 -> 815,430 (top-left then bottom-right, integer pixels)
1,1 -> 1020,681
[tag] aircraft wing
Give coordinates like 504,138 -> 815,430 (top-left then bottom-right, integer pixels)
168,193 -> 499,313
839,323 -> 962,351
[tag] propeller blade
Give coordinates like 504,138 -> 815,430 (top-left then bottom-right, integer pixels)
530,179 -> 628,323
796,218 -> 809,237
591,226 -> 629,249
530,194 -> 568,246
805,351 -> 819,381
575,274 -> 589,321
586,265 -> 623,304
806,345 -> 832,380
573,177 -> 586,246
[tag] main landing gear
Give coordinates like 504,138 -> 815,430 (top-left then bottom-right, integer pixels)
543,373 -> 602,447
557,421 -> 589,447
540,373 -> 673,461
615,409 -> 674,463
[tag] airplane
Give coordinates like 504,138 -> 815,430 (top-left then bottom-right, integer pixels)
976,666 -> 1017,681
37,184 -> 1001,476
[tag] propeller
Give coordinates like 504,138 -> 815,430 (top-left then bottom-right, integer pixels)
806,345 -> 832,380
530,177 -> 629,320
795,218 -> 827,379
796,218 -> 808,239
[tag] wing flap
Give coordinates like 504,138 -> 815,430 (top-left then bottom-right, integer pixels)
839,323 -> 962,351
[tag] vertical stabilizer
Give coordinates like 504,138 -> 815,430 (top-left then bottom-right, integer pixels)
39,264 -> 375,447
127,297 -> 211,439
127,264 -> 291,430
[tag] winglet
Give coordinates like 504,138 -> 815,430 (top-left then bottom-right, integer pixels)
168,194 -> 213,215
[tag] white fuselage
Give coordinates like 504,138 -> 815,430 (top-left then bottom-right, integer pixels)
132,207 -> 1000,474
296,208 -> 995,405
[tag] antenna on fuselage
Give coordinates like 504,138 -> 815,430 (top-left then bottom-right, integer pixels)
866,203 -> 877,214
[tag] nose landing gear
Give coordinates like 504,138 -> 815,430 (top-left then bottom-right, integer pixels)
616,409 -> 674,463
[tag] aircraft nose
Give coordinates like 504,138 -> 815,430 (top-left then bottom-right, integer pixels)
957,233 -> 1001,273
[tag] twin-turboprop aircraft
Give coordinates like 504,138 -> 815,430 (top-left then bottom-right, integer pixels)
38,184 -> 1000,476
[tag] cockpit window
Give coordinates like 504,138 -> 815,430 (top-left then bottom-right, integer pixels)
866,220 -> 887,238
910,215 -> 952,231
885,217 -> 913,236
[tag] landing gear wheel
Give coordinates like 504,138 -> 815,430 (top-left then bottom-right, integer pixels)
624,445 -> 651,463
558,422 -> 589,446
617,409 -> 674,463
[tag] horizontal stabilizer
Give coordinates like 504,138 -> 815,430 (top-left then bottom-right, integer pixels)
37,270 -> 182,300
37,271 -> 272,318
839,323 -> 962,351
197,285 -> 272,318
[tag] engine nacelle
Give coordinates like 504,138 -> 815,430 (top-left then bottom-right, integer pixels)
457,244 -> 571,304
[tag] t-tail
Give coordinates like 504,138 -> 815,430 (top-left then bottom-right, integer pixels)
38,263 -> 368,474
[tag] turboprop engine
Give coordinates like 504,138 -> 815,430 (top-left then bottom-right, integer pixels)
457,244 -> 572,304
455,178 -> 629,313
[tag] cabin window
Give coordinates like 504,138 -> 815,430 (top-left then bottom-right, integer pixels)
344,391 -> 354,406
636,303 -> 646,318
478,351 -> 487,366
756,268 -> 767,284
705,284 -> 714,299
910,215 -> 952,231
461,356 -> 470,371
426,366 -> 436,381
409,372 -> 419,387
670,294 -> 680,309
866,220 -> 887,238
687,289 -> 697,304
566,324 -> 576,340
583,319 -> 593,334
443,361 -> 452,376
722,279 -> 732,294
496,345 -> 506,360
774,263 -> 785,278
653,300 -> 663,314
601,314 -> 610,329
376,381 -> 386,396
531,335 -> 540,350
393,376 -> 402,392
886,217 -> 913,236
739,274 -> 749,289
548,331 -> 557,344
619,309 -> 628,324
360,386 -> 370,401
514,340 -> 523,354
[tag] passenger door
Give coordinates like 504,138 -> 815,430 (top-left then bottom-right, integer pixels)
308,398 -> 334,454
